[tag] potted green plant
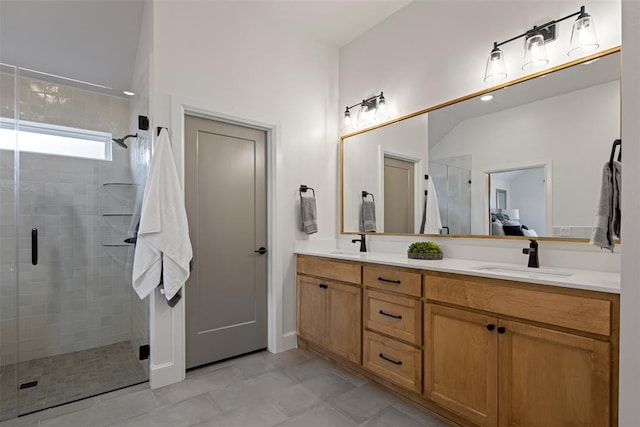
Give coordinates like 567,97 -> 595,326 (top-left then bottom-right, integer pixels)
407,241 -> 443,260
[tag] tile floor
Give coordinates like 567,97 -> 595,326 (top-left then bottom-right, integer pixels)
0,348 -> 452,427
0,341 -> 147,421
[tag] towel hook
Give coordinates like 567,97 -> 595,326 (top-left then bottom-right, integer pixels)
299,185 -> 315,198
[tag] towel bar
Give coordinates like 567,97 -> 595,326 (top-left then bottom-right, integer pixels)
361,191 -> 375,202
299,185 -> 315,197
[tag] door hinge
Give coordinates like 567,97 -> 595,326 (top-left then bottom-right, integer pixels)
139,344 -> 150,361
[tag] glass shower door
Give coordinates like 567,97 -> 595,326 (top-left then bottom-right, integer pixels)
0,63 -> 19,421
0,67 -> 149,421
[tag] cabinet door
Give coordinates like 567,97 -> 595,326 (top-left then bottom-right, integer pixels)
326,280 -> 362,364
424,304 -> 498,426
296,275 -> 326,346
498,320 -> 610,427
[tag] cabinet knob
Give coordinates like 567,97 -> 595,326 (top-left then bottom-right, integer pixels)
486,324 -> 495,331
318,283 -> 328,289
497,326 -> 506,334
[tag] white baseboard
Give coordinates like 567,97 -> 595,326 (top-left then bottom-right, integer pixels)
149,361 -> 185,389
281,331 -> 298,352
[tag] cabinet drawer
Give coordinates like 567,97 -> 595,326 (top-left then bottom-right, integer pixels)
364,266 -> 421,297
425,274 -> 611,336
297,256 -> 361,284
363,331 -> 422,393
364,289 -> 422,345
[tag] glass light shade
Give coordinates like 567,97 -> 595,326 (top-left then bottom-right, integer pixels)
375,94 -> 390,122
343,108 -> 352,130
522,33 -> 549,72
357,103 -> 374,127
568,14 -> 599,57
484,47 -> 507,84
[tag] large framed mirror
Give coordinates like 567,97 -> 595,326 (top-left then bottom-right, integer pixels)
341,47 -> 621,241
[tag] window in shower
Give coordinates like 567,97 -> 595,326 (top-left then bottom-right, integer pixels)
0,118 -> 112,160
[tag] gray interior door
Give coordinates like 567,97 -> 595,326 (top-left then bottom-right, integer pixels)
384,156 -> 415,233
184,115 -> 267,369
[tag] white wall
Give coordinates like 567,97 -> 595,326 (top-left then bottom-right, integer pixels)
620,0 -> 640,423
343,113 -> 428,232
147,1 -> 339,386
430,80 -> 619,235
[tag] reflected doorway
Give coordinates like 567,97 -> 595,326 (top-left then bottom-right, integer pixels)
383,156 -> 415,233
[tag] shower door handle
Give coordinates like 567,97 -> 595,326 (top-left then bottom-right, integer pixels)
31,228 -> 38,265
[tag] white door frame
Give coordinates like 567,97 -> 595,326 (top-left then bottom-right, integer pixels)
149,94 -> 281,387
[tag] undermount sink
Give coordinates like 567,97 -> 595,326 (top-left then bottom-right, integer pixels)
471,264 -> 573,279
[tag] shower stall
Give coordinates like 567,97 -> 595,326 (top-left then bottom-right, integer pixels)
429,161 -> 472,235
0,65 -> 150,421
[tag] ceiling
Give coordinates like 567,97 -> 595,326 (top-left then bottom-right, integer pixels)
0,0 -> 410,97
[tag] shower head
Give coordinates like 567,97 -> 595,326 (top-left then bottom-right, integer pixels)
111,134 -> 138,149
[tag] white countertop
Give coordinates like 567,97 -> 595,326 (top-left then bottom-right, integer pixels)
295,248 -> 620,294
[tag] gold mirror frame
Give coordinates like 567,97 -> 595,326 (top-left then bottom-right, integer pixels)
340,46 -> 621,242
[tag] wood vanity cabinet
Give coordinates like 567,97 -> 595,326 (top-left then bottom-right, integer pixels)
424,272 -> 616,427
296,255 -> 618,427
296,256 -> 362,364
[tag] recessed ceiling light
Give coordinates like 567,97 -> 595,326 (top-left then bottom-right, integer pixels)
123,91 -> 135,96
480,95 -> 493,102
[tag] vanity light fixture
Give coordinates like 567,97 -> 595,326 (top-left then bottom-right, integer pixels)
343,92 -> 389,130
483,5 -> 599,83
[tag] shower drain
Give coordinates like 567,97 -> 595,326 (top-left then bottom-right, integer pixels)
19,380 -> 38,390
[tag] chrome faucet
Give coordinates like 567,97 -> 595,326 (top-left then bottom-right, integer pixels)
352,234 -> 367,252
522,239 -> 539,268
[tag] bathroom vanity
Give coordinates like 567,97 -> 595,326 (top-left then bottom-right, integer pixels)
295,251 -> 619,427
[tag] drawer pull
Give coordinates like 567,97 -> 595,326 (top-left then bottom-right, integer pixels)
378,277 -> 401,284
379,310 -> 402,320
379,353 -> 403,365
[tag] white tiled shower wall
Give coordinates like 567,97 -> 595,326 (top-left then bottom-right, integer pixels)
0,72 -> 141,365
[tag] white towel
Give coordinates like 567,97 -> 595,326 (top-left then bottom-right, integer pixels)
132,129 -> 193,301
423,179 -> 442,234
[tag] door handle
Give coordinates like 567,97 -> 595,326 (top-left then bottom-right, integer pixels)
254,247 -> 267,255
31,228 -> 38,265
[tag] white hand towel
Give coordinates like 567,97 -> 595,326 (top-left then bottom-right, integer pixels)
132,128 -> 193,301
424,179 -> 442,234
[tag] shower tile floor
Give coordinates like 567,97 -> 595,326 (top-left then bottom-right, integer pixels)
0,341 -> 147,421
